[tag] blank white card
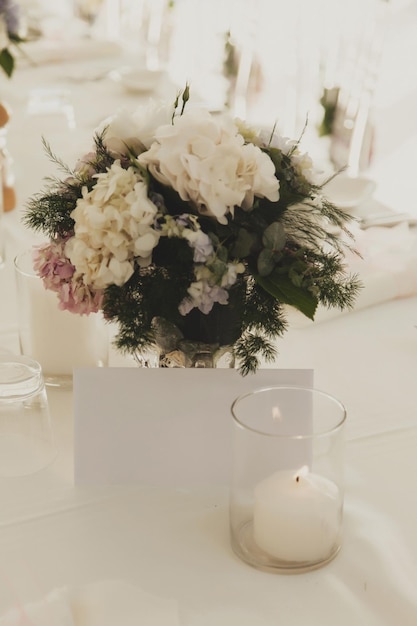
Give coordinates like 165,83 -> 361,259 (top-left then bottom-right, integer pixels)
73,367 -> 313,487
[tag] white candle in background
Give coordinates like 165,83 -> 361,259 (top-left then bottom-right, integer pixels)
253,466 -> 341,563
25,276 -> 107,377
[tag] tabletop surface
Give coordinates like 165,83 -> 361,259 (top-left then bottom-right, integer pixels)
0,35 -> 416,626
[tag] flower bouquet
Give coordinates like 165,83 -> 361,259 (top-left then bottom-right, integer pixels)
25,88 -> 361,374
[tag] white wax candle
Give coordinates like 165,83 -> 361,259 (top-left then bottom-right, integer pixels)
26,277 -> 107,376
253,467 -> 341,563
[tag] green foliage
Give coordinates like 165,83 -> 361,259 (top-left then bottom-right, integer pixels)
23,92 -> 362,375
0,48 -> 14,77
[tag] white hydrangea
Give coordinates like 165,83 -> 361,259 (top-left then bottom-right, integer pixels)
66,161 -> 160,289
138,108 -> 279,225
95,109 -> 145,157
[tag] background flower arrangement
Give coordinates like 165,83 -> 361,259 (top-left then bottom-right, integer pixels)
0,0 -> 24,77
25,88 -> 361,374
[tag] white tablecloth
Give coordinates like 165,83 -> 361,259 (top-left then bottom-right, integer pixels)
0,38 -> 417,626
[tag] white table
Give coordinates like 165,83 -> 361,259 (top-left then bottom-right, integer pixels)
0,42 -> 417,626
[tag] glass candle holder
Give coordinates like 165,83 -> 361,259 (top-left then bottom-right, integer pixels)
230,385 -> 346,574
14,251 -> 108,388
0,354 -> 56,477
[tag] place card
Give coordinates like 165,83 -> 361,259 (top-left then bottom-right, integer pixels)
73,368 -> 313,487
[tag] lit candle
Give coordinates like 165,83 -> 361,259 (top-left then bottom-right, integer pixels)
253,466 -> 341,563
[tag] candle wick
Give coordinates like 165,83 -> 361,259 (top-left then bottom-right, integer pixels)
296,475 -> 300,482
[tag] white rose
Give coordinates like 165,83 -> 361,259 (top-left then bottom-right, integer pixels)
95,108 -> 144,156
131,100 -> 174,149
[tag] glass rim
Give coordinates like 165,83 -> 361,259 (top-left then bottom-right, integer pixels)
0,354 -> 44,398
230,384 -> 347,439
14,249 -> 37,278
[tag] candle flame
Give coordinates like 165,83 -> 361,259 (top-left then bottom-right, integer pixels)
272,405 -> 282,421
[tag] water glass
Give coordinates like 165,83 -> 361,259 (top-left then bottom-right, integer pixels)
230,385 -> 346,573
0,355 -> 56,477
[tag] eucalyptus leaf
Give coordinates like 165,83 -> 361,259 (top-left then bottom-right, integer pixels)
231,228 -> 257,257
216,244 -> 228,263
254,271 -> 318,320
257,248 -> 275,276
262,222 -> 286,251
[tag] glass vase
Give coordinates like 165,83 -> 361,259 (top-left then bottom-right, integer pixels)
14,251 -> 109,388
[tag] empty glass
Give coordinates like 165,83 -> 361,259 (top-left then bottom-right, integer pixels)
0,355 -> 56,477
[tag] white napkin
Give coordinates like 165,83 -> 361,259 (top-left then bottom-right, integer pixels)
20,39 -> 122,66
0,581 -> 180,626
70,580 -> 180,626
0,587 -> 73,626
288,220 -> 417,327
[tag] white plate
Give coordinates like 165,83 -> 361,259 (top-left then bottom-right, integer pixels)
324,175 -> 376,211
115,68 -> 165,94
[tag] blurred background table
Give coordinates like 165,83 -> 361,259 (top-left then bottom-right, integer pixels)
0,1 -> 416,623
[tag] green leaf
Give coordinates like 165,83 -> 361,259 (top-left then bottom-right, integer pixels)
254,270 -> 318,320
216,244 -> 228,263
231,228 -> 257,258
257,248 -> 275,276
0,49 -> 14,78
262,222 -> 286,251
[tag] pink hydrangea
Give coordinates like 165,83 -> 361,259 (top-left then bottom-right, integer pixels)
55,278 -> 104,316
33,239 -> 75,286
33,240 -> 104,315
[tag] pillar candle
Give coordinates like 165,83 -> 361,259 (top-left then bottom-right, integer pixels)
253,466 -> 341,563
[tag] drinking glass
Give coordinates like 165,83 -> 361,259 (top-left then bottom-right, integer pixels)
230,385 -> 346,573
0,354 -> 56,477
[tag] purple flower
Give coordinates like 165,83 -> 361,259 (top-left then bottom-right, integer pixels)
179,280 -> 229,316
0,0 -> 20,36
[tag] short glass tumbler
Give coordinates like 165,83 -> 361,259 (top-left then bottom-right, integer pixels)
230,385 -> 346,574
0,355 -> 56,477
